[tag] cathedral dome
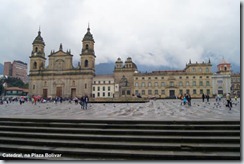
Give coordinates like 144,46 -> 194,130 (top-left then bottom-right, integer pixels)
82,27 -> 94,42
32,30 -> 45,45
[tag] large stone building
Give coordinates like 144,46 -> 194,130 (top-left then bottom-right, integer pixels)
4,60 -> 28,83
29,27 -> 95,98
28,27 -> 239,100
133,60 -> 213,98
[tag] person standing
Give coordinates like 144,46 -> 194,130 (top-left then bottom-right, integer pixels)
202,93 -> 205,102
84,95 -> 89,110
206,94 -> 210,102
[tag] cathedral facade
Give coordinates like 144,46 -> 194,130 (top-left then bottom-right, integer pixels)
29,27 -> 95,98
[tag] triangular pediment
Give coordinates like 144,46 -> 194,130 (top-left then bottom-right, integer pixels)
48,50 -> 73,57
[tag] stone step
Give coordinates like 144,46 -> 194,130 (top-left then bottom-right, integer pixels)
0,136 -> 239,152
0,117 -> 240,125
0,125 -> 240,136
0,144 -> 240,160
0,131 -> 240,144
0,118 -> 240,160
0,120 -> 240,130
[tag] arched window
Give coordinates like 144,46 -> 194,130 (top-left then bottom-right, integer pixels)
35,47 -> 38,52
85,60 -> 89,67
33,62 -> 37,69
86,44 -> 89,50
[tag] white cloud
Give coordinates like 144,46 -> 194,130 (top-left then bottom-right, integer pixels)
0,0 -> 240,70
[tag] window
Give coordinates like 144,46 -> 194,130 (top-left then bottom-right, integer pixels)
161,82 -> 165,87
199,68 -> 202,72
103,81 -> 106,84
142,77 -> 145,80
200,76 -> 202,79
127,90 -> 130,95
33,62 -> 37,69
86,44 -> 89,50
97,92 -> 100,97
154,82 -> 158,87
93,87 -> 95,91
186,76 -> 189,79
179,82 -> 183,86
33,85 -> 35,90
161,77 -> 164,79
148,82 -> 152,87
199,81 -> 203,86
161,90 -> 165,95
108,92 -> 111,97
142,90 -> 145,95
103,92 -> 105,97
148,77 -> 151,80
109,81 -> 111,84
206,81 -> 210,86
179,89 -> 183,95
207,89 -> 210,95
170,82 -> 174,87
98,87 -> 100,91
193,76 -> 195,79
206,68 -> 209,73
200,89 -> 203,94
155,90 -> 158,95
84,60 -> 88,67
192,81 -> 196,86
35,47 -> 38,52
186,89 -> 190,94
141,82 -> 145,87
135,82 -> 139,87
192,68 -> 195,72
186,81 -> 189,86
155,77 -> 158,79
108,86 -> 110,91
103,86 -> 105,91
193,89 -> 197,94
179,76 -> 182,79
85,83 -> 87,89
148,90 -> 152,95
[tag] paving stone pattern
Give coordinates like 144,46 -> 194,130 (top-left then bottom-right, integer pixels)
0,98 -> 240,120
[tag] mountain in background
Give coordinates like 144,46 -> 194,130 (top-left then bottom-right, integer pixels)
0,63 -> 3,74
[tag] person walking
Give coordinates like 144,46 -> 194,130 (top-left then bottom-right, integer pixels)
226,93 -> 232,110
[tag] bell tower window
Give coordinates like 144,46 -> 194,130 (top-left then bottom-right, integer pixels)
33,62 -> 37,69
86,44 -> 89,50
35,47 -> 38,52
85,60 -> 89,67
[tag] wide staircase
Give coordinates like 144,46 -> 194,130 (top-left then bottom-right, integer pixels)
0,118 -> 240,160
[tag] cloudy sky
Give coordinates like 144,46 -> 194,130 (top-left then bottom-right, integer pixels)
0,0 -> 240,69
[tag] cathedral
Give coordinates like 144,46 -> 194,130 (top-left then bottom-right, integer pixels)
29,27 -> 95,98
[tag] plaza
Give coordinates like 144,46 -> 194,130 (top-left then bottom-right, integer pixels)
0,98 -> 240,121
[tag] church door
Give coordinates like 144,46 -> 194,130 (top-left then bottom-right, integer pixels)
71,88 -> 76,98
56,87 -> 62,97
43,89 -> 48,98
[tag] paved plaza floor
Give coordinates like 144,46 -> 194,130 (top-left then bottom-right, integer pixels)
0,98 -> 240,121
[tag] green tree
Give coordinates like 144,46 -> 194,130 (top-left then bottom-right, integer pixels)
5,77 -> 25,88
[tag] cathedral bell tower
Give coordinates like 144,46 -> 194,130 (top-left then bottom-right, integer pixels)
29,28 -> 46,73
80,25 -> 96,75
